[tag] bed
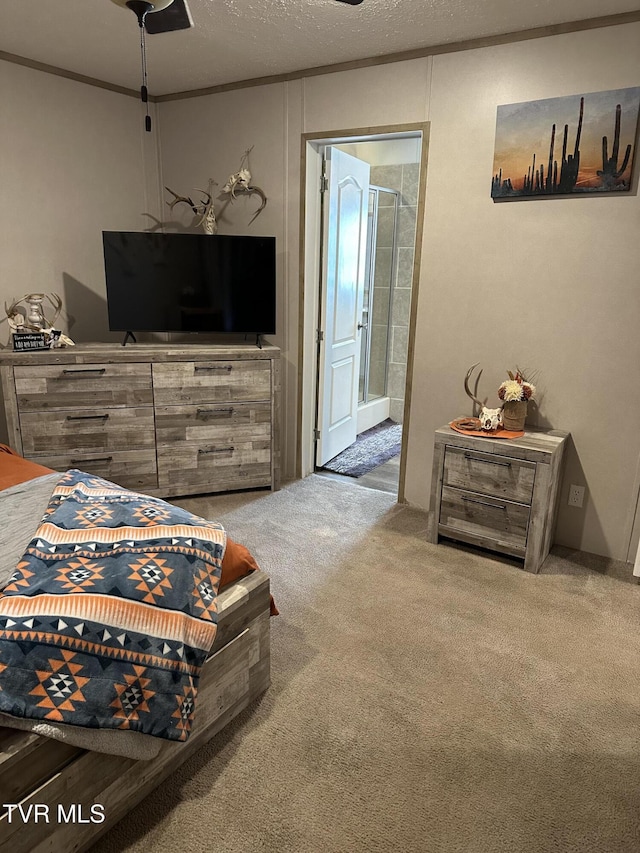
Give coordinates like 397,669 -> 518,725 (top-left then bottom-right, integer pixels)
0,447 -> 273,852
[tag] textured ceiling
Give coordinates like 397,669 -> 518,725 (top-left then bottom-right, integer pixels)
2,0 -> 640,95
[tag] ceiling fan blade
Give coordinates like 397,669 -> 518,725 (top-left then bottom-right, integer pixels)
334,0 -> 364,4
145,0 -> 193,33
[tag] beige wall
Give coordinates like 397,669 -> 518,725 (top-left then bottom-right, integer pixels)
2,21 -> 639,561
0,60 -> 161,444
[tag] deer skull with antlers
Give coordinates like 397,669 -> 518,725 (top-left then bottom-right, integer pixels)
165,178 -> 218,235
163,148 -> 267,233
464,363 -> 503,431
219,146 -> 267,225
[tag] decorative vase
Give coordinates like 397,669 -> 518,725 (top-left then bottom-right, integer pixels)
25,294 -> 46,330
502,400 -> 527,431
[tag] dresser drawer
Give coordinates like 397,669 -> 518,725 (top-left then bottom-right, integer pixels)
152,361 -> 270,405
157,439 -> 271,494
19,407 -> 156,456
14,363 -> 153,411
439,486 -> 530,556
155,402 -> 271,444
444,446 -> 535,504
30,449 -> 158,492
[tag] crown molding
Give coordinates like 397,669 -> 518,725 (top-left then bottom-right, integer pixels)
0,50 -> 142,99
2,10 -> 639,103
157,11 -> 640,101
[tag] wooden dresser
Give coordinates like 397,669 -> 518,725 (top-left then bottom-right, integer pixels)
0,343 -> 280,498
428,425 -> 568,573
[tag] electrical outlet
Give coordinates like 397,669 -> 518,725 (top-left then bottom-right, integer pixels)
568,484 -> 585,508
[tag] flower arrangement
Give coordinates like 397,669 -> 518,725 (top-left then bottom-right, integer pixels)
498,370 -> 536,403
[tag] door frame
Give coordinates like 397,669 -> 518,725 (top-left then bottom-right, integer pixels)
296,122 -> 430,502
625,453 -> 640,565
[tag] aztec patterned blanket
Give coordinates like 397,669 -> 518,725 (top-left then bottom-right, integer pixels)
0,470 -> 225,742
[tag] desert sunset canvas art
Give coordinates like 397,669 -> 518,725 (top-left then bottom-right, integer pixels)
491,87 -> 640,198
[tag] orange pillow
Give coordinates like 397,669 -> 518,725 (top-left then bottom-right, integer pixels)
0,445 -> 55,491
221,536 -> 279,616
220,535 -> 260,587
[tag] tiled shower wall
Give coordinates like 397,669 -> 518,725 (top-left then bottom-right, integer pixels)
370,163 -> 419,424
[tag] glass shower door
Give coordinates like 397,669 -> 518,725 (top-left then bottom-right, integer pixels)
358,186 -> 398,405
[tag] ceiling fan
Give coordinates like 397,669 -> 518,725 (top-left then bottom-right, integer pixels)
110,0 -> 364,129
146,0 -> 363,32
111,0 -> 364,37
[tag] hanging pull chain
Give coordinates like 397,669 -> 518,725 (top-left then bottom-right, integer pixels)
138,15 -> 152,132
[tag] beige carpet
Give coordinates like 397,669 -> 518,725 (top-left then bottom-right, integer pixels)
92,475 -> 640,853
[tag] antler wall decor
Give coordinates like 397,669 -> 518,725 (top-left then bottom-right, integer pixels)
164,146 -> 268,234
218,146 -> 267,225
165,178 -> 218,234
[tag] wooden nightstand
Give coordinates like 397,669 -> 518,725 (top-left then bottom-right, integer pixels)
428,425 -> 569,573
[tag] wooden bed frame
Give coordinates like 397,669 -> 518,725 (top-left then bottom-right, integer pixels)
0,570 -> 271,853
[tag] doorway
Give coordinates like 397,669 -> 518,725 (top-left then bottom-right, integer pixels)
298,124 -> 428,499
317,175 -> 404,494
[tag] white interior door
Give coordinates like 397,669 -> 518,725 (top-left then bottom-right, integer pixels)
316,147 -> 370,466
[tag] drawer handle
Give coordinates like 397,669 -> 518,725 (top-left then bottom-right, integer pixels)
195,365 -> 232,373
464,452 -> 511,468
66,414 -> 110,421
62,368 -> 106,376
462,496 -> 507,511
196,407 -> 234,419
70,456 -> 113,465
198,446 -> 234,455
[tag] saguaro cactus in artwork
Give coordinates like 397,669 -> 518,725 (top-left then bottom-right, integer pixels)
557,97 -> 584,193
546,124 -> 556,191
597,103 -> 633,190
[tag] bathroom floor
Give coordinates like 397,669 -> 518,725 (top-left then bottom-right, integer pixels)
316,453 -> 400,495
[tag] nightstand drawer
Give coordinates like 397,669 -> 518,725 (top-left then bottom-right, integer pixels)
439,486 -> 530,556
444,446 -> 535,505
19,407 -> 156,456
14,363 -> 152,411
153,360 -> 270,405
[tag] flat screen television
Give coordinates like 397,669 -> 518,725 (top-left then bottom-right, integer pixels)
102,232 -> 276,335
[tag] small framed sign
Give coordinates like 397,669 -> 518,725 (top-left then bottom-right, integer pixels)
12,332 -> 49,352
